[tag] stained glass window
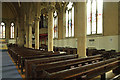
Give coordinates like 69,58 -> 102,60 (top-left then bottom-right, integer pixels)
87,0 -> 91,35
87,0 -> 103,35
92,0 -> 96,34
0,22 -> 5,38
97,0 -> 103,34
66,2 -> 74,37
10,23 -> 14,38
66,10 -> 68,37
53,11 -> 58,38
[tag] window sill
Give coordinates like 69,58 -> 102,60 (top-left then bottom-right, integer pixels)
65,36 -> 75,39
53,38 -> 58,40
10,38 -> 15,39
87,34 -> 103,37
0,38 -> 6,39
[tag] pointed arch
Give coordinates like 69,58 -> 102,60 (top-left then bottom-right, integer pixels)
10,22 -> 15,39
0,22 -> 6,38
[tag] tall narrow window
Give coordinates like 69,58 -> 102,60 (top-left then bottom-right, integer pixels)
92,0 -> 96,34
53,11 -> 58,38
87,0 -> 103,35
66,2 -> 74,37
66,10 -> 68,37
0,22 -> 5,38
10,23 -> 14,38
87,0 -> 91,35
97,0 -> 103,34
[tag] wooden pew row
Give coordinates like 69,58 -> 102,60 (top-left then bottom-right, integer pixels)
33,58 -> 102,79
16,51 -> 67,73
8,46 -> 69,74
25,54 -> 78,78
53,47 -> 78,54
24,49 -> 117,77
102,51 -> 120,59
8,46 -> 44,57
37,57 -> 120,80
54,47 -> 106,55
8,44 -> 118,78
8,46 -> 56,66
8,46 -> 103,66
8,47 -> 48,65
28,54 -> 102,78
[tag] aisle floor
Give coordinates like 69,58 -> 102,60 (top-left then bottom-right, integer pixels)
1,51 -> 22,80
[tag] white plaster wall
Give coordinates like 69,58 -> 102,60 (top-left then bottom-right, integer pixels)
53,35 -> 119,52
87,35 -> 118,51
53,38 -> 77,48
8,39 -> 16,44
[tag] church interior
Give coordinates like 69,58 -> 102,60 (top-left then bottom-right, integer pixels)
0,0 -> 120,80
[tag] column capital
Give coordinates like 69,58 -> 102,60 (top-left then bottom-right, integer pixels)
28,23 -> 32,26
34,16 -> 40,21
48,7 -> 55,12
47,2 -> 56,12
56,3 -> 67,13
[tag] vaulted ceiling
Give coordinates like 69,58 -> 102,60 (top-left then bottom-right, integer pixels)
11,2 -> 68,18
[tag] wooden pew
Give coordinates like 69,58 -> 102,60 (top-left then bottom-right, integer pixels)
30,55 -> 102,78
25,54 -> 78,78
69,48 -> 77,54
54,47 -> 77,54
87,49 -> 97,56
18,51 -> 68,73
8,46 -> 47,65
8,46 -> 53,64
110,74 -> 120,80
8,46 -> 69,74
36,57 -> 120,80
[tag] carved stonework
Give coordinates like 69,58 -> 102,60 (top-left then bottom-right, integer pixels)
55,2 -> 68,13
34,16 -> 40,21
28,23 -> 32,27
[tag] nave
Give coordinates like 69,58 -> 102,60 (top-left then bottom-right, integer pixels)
4,44 -> 120,80
1,1 -> 120,80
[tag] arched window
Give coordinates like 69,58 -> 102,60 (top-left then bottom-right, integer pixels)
87,0 -> 103,35
10,22 -> 14,38
53,11 -> 58,38
0,22 -> 5,38
66,2 -> 74,37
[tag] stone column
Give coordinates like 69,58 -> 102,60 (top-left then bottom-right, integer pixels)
15,19 -> 18,44
58,11 -> 63,39
28,23 -> 32,48
15,19 -> 18,43
18,20 -> 24,47
25,23 -> 29,47
6,20 -> 10,42
35,17 -> 40,49
74,2 -> 87,57
48,10 -> 53,51
63,8 -> 66,39
58,7 -> 66,39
